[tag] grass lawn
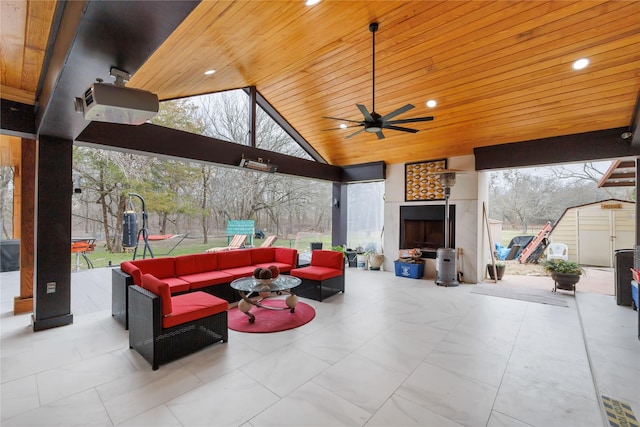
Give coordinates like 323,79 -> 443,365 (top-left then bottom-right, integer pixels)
72,234 -> 334,270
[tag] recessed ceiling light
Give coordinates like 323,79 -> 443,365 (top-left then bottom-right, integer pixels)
305,0 -> 321,6
204,69 -> 216,75
339,124 -> 347,129
426,100 -> 437,108
572,58 -> 589,70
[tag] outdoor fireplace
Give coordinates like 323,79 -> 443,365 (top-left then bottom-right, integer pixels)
400,205 -> 455,259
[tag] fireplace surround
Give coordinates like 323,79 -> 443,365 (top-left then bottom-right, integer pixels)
400,205 -> 455,259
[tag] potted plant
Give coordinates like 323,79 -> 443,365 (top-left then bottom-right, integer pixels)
487,261 -> 506,280
356,249 -> 370,270
541,259 -> 585,292
368,252 -> 384,270
331,245 -> 347,267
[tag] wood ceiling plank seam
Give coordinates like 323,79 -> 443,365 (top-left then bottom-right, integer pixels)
379,35 -> 640,108
426,88 -> 637,130
262,7 -> 636,120
266,3 -> 533,100
373,18 -> 640,103
22,0 -> 55,92
0,84 -> 35,104
130,1 -> 252,92
152,2 -> 492,103
374,1 -> 604,72
367,5 -> 640,94
198,2 -> 392,94
439,103 -> 634,135
416,55 -> 640,113
428,72 -> 640,122
0,0 -> 27,88
281,58 -> 639,128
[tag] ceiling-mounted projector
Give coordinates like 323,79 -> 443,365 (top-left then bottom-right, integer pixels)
75,68 -> 159,125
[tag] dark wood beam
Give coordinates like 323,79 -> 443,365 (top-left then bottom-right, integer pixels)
76,122 -> 344,182
36,0 -> 200,140
474,127 -> 638,170
0,99 -> 36,139
630,90 -> 640,146
341,161 -> 386,182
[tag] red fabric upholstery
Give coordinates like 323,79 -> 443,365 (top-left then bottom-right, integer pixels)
141,273 -> 172,316
254,262 -> 291,273
220,266 -> 259,280
130,257 -> 176,280
275,247 -> 297,267
181,270 -> 234,290
175,253 -> 218,276
291,265 -> 343,281
217,249 -> 253,269
249,247 -> 276,264
164,291 -> 228,329
121,261 -> 142,285
161,277 -> 191,294
311,250 -> 344,270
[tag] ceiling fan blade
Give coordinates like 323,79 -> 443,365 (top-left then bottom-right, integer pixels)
356,104 -> 374,122
383,125 -> 419,133
387,116 -> 434,125
322,116 -> 363,124
345,128 -> 366,139
380,104 -> 414,122
322,124 -> 363,131
376,131 -> 385,140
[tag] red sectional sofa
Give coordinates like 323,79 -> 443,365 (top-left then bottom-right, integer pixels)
112,247 -> 298,328
129,273 -> 229,370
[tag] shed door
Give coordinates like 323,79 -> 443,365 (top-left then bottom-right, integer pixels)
577,208 -> 636,267
612,209 -> 635,250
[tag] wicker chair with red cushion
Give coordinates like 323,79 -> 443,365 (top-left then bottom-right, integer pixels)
290,250 -> 345,301
128,274 -> 229,370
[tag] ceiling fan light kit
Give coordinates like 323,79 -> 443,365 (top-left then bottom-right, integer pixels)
323,22 -> 434,139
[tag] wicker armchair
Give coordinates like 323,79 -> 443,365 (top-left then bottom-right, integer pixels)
290,250 -> 345,301
128,275 -> 228,370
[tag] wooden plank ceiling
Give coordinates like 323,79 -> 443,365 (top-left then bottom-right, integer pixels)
2,1 -> 640,168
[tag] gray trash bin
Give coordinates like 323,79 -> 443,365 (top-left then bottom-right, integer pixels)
614,249 -> 634,306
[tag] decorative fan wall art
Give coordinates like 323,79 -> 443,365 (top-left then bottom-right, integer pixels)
405,159 -> 447,201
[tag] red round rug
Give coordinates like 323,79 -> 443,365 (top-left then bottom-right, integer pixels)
228,299 -> 315,333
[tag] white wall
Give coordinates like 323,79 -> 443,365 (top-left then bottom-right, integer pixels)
383,155 -> 484,283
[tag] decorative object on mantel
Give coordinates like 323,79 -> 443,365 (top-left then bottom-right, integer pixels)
405,159 -> 447,201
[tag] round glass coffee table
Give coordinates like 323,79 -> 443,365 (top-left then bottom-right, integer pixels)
230,275 -> 302,323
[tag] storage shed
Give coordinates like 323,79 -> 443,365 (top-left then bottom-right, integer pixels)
549,199 -> 635,267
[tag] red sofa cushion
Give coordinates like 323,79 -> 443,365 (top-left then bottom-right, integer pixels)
220,266 -> 258,280
141,273 -> 172,316
291,266 -> 343,281
162,277 -> 191,294
121,261 -> 142,285
163,291 -> 228,329
217,249 -> 253,269
175,253 -> 218,276
130,257 -> 176,280
250,247 -> 276,264
254,262 -> 292,273
275,247 -> 297,267
311,250 -> 344,270
180,270 -> 234,290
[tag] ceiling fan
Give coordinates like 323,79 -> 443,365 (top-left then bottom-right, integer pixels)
323,22 -> 434,140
